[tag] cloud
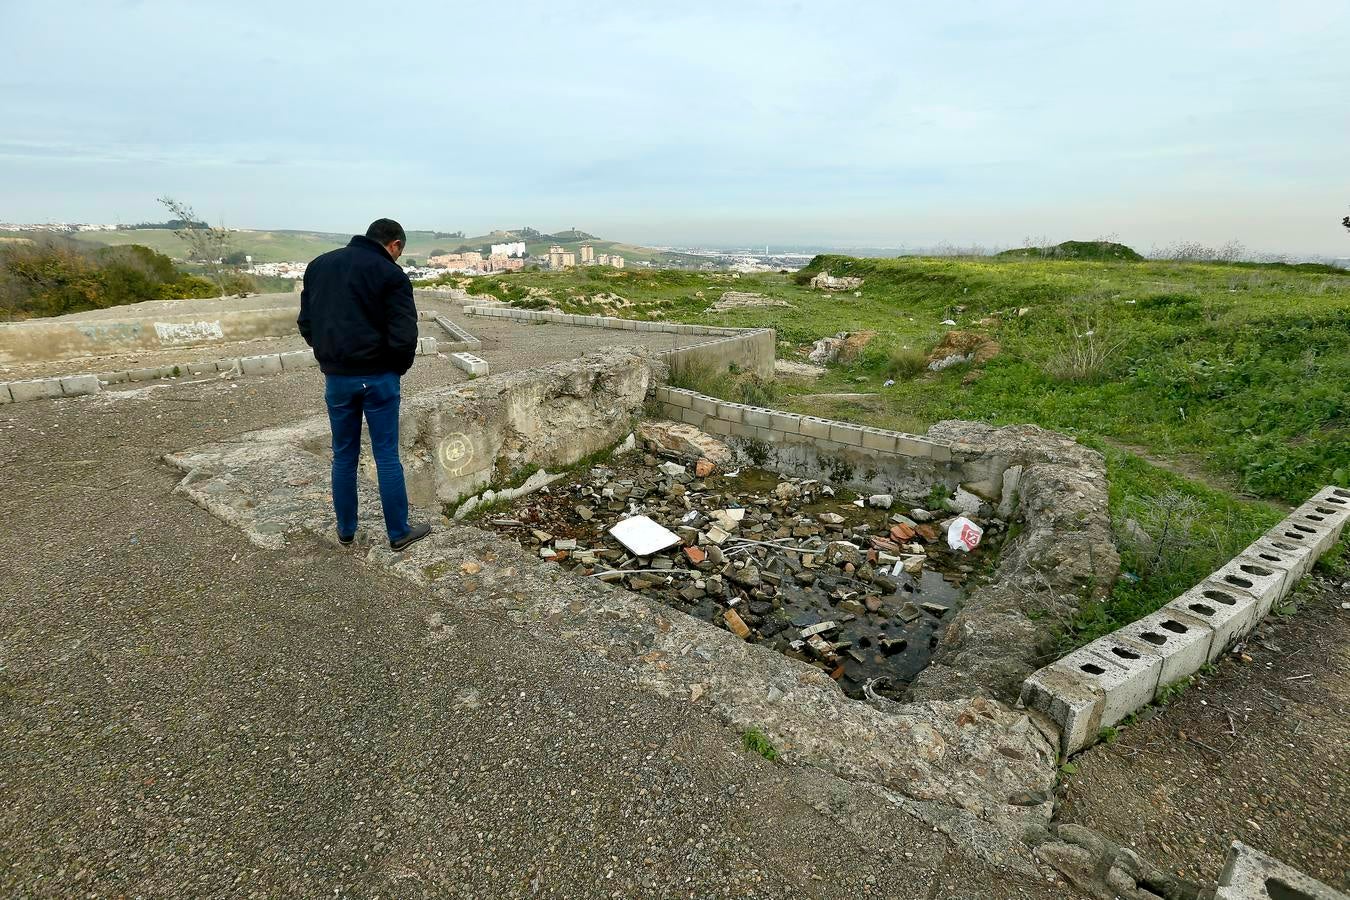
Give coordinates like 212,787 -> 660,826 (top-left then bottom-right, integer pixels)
0,0 -> 1347,254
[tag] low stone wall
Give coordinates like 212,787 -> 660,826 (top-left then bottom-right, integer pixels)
1022,485 -> 1349,756
92,338 -> 440,388
464,306 -> 775,378
0,374 -> 100,403
651,385 -> 1005,500
0,308 -> 299,365
430,314 -> 482,351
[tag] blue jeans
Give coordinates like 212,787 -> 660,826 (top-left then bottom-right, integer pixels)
324,372 -> 410,543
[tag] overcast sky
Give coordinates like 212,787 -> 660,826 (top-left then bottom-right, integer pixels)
2,0 -> 1347,254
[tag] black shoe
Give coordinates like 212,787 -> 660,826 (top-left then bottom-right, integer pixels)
390,523 -> 432,552
338,532 -> 356,547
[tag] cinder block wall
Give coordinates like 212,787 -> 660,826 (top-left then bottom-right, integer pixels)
651,385 -> 1005,500
1022,485 -> 1350,756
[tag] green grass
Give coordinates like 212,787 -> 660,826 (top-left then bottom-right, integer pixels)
486,255 -> 1348,503
742,728 -> 779,762
453,254 -> 1348,642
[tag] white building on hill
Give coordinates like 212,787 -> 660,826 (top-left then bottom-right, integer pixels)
491,241 -> 527,258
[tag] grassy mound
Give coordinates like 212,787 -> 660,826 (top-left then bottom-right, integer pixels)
996,240 -> 1144,261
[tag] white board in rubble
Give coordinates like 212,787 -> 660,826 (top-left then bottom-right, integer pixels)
609,515 -> 682,556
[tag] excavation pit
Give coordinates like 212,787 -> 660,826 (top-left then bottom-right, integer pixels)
479,455 -> 1001,701
163,345 -> 1129,867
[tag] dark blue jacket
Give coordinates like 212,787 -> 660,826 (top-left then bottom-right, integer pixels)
298,235 -> 418,376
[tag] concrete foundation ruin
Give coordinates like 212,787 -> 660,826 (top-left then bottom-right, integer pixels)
136,301 -> 1346,897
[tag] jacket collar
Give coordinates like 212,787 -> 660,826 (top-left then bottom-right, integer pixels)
349,234 -> 395,260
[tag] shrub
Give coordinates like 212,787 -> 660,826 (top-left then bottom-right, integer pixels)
884,346 -> 928,379
1044,317 -> 1126,382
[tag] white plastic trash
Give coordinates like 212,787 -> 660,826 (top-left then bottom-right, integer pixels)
947,516 -> 983,552
610,515 -> 682,556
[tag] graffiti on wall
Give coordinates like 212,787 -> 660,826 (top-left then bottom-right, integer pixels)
155,320 -> 225,346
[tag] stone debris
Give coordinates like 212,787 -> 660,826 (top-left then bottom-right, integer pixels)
809,271 -> 864,291
636,420 -> 734,467
773,359 -> 827,379
709,291 -> 792,312
485,454 -> 1000,700
807,331 -> 876,365
926,330 -> 1000,371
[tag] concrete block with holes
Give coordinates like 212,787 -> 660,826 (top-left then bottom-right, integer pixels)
1211,555 -> 1287,619
1273,516 -> 1337,558
1309,485 -> 1350,529
1213,840 -> 1348,900
1018,665 -> 1106,758
1242,537 -> 1314,593
1022,641 -> 1164,755
450,352 -> 489,376
1113,609 -> 1215,693
1163,580 -> 1260,661
1294,495 -> 1349,544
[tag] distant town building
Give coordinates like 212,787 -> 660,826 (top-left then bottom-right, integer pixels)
428,251 -> 485,272
596,253 -> 626,269
579,243 -> 595,265
487,254 -> 525,272
490,241 -> 527,258
546,245 -> 576,269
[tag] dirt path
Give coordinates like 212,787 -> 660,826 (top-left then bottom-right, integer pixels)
1100,437 -> 1291,513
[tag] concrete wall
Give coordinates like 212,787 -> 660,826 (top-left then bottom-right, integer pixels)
298,348 -> 662,509
464,305 -> 775,379
0,308 -> 299,364
1022,485 -> 1350,756
651,385 -> 1007,501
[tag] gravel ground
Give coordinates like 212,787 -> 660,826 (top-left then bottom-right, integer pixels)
0,336 -> 1079,897
1056,577 -> 1350,891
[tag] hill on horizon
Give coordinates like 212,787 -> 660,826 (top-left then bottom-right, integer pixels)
43,224 -> 669,265
996,240 -> 1144,261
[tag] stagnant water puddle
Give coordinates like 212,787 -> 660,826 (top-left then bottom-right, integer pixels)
481,453 -> 1002,700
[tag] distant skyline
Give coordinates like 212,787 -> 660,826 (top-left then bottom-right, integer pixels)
3,1 -> 1348,256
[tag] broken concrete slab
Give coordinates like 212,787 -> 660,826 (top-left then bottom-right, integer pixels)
6,378 -> 63,402
1214,841 -> 1348,900
58,374 -> 100,396
636,420 -> 733,466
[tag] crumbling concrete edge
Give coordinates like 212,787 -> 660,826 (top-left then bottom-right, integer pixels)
1022,485 -> 1349,757
1212,840 -> 1348,900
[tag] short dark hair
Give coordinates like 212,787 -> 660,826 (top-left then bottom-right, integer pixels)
365,218 -> 406,246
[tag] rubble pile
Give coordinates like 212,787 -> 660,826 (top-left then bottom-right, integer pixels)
708,291 -> 792,312
809,271 -> 865,291
486,428 -> 1004,700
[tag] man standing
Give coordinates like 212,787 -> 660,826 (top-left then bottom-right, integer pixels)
298,218 -> 432,552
